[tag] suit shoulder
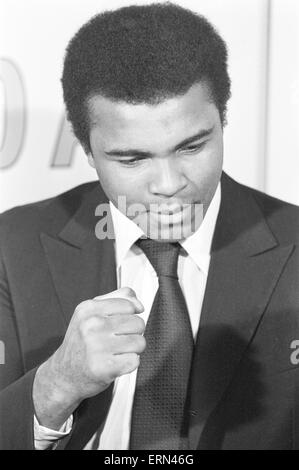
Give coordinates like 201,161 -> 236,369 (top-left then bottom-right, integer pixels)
239,181 -> 299,243
0,181 -> 98,242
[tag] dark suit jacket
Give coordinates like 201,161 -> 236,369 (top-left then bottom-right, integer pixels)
0,172 -> 299,450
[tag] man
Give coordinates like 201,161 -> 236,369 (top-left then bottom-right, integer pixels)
0,3 -> 299,450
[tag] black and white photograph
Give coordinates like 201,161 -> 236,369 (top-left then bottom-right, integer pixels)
0,0 -> 299,453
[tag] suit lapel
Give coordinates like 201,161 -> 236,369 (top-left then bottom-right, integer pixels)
188,173 -> 294,449
40,185 -> 117,326
40,184 -> 117,449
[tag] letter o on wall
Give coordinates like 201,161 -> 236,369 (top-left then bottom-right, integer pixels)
0,58 -> 26,169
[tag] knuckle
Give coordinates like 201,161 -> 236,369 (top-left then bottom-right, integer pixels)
94,299 -> 115,317
101,298 -> 135,316
134,316 -> 146,333
138,335 -> 146,352
117,353 -> 139,374
113,353 -> 140,377
120,287 -> 136,297
79,316 -> 104,338
117,298 -> 135,314
133,334 -> 146,353
125,334 -> 146,354
125,299 -> 136,314
75,299 -> 94,316
104,356 -> 121,380
106,315 -> 117,331
126,353 -> 140,371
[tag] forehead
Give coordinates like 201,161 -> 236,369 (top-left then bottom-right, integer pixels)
88,82 -> 219,148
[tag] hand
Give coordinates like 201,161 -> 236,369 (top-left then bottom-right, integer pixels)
33,287 -> 145,429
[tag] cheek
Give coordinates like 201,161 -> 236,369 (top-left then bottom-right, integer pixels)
189,149 -> 221,177
185,146 -> 222,199
94,161 -> 146,203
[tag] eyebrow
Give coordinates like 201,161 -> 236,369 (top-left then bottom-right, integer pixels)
104,126 -> 214,158
174,126 -> 214,151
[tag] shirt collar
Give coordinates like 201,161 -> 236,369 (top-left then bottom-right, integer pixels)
110,200 -> 144,270
180,183 -> 221,275
110,182 -> 221,274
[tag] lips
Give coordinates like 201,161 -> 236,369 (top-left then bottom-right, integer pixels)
156,206 -> 182,215
151,202 -> 194,215
150,209 -> 188,224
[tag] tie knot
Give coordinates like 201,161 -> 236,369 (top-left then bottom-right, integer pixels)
136,238 -> 180,279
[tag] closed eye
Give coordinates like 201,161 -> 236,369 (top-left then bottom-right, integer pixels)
120,157 -> 146,166
117,141 -> 207,165
181,141 -> 207,154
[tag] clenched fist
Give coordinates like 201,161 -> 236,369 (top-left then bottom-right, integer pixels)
33,287 -> 145,430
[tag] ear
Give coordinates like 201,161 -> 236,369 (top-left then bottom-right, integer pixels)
87,153 -> 96,168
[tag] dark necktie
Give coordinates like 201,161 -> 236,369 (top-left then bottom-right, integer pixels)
129,238 -> 194,450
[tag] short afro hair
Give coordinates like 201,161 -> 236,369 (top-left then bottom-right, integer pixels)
62,2 -> 231,153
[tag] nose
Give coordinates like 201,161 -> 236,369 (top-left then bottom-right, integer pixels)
149,158 -> 187,198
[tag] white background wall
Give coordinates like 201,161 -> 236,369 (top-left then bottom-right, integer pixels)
0,0 -> 298,212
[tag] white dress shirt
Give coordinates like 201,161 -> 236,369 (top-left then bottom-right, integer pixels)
34,183 -> 221,450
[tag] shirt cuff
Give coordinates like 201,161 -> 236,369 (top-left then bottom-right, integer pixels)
34,414 -> 73,450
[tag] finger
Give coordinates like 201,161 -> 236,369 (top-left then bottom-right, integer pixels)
92,298 -> 141,317
111,353 -> 141,377
107,313 -> 145,335
111,334 -> 146,355
94,287 -> 136,300
93,287 -> 144,313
